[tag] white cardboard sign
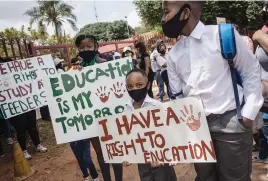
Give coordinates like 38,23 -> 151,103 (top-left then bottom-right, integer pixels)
98,98 -> 216,163
44,58 -> 133,144
0,55 -> 56,118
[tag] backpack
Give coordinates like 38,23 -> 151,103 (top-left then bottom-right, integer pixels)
218,23 -> 243,120
219,24 -> 268,114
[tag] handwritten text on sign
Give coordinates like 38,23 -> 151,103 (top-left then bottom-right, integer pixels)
98,98 -> 216,163
44,58 -> 133,144
0,55 -> 56,118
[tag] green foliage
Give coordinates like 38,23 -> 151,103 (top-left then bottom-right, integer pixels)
134,26 -> 149,34
24,0 -> 77,42
134,0 -> 265,30
77,20 -> 134,41
134,0 -> 162,29
201,1 -> 264,29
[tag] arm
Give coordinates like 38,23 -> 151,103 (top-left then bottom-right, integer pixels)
96,57 -> 107,63
167,54 -> 184,99
234,30 -> 263,121
246,37 -> 254,53
253,30 -> 268,53
144,56 -> 150,76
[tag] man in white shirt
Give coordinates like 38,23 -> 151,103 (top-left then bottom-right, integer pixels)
151,44 -> 165,101
155,40 -> 173,100
162,1 -> 263,181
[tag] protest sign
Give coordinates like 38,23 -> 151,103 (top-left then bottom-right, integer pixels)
98,97 -> 216,163
0,55 -> 56,118
44,58 -> 133,144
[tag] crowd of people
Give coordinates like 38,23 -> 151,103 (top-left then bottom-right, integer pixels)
1,1 -> 268,181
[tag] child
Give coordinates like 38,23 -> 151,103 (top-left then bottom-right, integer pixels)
124,68 -> 177,181
72,34 -> 122,181
70,140 -> 99,181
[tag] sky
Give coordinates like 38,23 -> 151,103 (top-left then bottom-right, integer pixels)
0,0 -> 141,36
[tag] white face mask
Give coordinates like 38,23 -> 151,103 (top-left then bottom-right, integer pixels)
256,46 -> 268,72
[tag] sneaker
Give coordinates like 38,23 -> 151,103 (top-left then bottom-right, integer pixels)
23,150 -> 32,160
84,177 -> 90,181
36,144 -> 48,153
0,153 -> 4,158
93,178 -> 100,181
252,156 -> 268,163
26,142 -> 31,148
6,138 -> 14,145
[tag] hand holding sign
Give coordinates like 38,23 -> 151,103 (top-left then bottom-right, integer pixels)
95,86 -> 110,103
111,82 -> 126,98
180,105 -> 201,131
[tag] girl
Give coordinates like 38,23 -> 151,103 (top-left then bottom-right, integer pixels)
122,46 -> 139,69
135,42 -> 155,98
72,34 -> 123,181
124,68 -> 177,181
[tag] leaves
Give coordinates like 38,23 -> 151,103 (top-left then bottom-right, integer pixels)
24,0 -> 77,42
134,0 -> 265,31
77,20 -> 134,41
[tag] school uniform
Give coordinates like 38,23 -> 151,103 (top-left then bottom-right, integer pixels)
80,56 -> 123,181
125,95 -> 177,181
167,21 -> 263,181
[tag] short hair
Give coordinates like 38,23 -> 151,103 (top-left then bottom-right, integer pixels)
135,42 -> 147,53
126,68 -> 147,80
75,34 -> 99,50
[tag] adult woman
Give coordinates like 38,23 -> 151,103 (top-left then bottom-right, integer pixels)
135,42 -> 154,98
73,34 -> 123,181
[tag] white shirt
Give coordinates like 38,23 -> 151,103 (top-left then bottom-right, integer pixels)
125,94 -> 161,112
156,54 -> 168,74
150,49 -> 161,72
167,21 -> 263,120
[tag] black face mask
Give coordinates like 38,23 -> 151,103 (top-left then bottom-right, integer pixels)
162,4 -> 191,38
78,50 -> 96,62
128,86 -> 148,102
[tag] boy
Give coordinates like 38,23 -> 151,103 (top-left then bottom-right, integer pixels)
124,68 -> 177,181
162,1 -> 262,180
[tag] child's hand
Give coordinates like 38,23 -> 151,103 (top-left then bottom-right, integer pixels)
72,65 -> 83,71
150,161 -> 164,167
122,161 -> 131,167
169,163 -> 178,166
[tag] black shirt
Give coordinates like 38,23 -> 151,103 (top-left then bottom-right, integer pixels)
139,52 -> 154,80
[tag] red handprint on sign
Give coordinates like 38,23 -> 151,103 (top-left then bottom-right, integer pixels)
95,86 -> 110,103
110,82 -> 126,98
180,104 -> 201,131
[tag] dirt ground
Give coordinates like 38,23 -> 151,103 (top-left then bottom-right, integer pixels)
0,119 -> 268,181
1,84 -> 268,181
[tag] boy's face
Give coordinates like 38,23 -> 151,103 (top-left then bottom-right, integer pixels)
78,38 -> 95,52
126,72 -> 148,91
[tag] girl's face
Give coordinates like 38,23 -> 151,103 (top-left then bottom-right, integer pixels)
126,72 -> 148,91
136,48 -> 141,56
78,38 -> 95,52
125,51 -> 132,57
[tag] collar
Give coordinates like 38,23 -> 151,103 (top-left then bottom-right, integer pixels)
126,94 -> 153,110
189,21 -> 205,40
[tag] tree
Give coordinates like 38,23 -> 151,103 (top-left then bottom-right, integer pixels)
134,0 -> 162,30
77,20 -> 134,41
201,1 -> 264,29
24,0 -> 78,42
134,0 -> 265,31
